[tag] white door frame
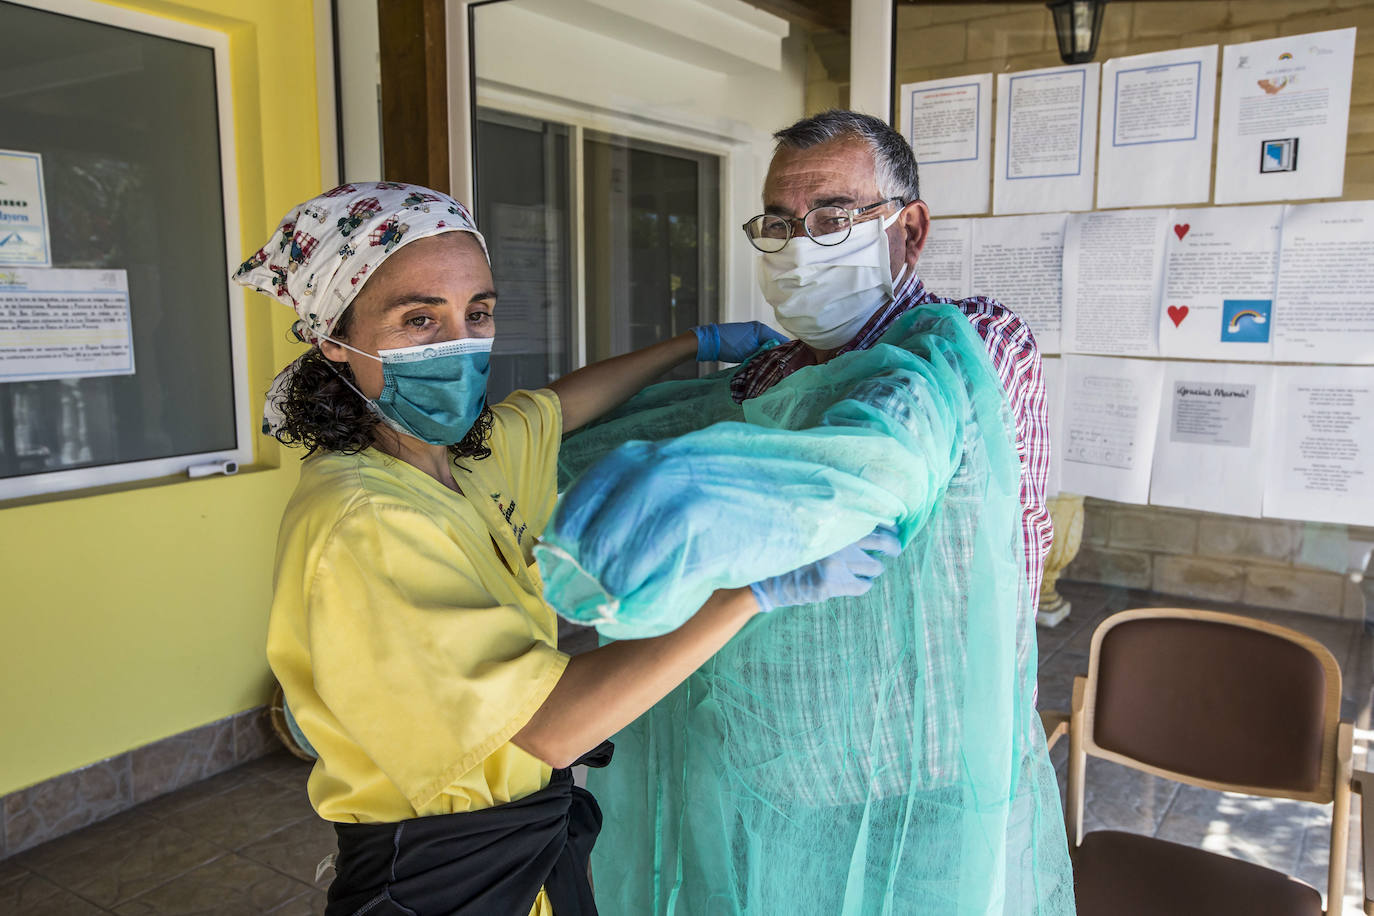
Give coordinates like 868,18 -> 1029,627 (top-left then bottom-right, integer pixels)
474,82 -> 751,367
850,0 -> 897,121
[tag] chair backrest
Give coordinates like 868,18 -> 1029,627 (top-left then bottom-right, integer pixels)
1082,608 -> 1343,802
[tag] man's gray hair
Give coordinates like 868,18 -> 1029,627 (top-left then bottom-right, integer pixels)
772,109 -> 920,204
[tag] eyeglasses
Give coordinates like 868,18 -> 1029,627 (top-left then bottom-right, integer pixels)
742,198 -> 904,253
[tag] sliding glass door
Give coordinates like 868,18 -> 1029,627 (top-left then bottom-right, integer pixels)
475,109 -> 721,397
474,111 -> 575,402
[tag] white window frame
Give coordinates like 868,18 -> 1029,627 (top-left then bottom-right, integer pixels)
472,84 -> 746,369
1,0 -> 252,500
452,0 -> 786,368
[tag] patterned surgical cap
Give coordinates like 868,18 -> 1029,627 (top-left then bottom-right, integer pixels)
231,181 -> 487,345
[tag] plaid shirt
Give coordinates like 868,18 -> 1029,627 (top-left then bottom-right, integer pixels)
732,272 -> 1054,612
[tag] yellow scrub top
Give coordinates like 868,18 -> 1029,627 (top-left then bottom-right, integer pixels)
267,389 -> 570,916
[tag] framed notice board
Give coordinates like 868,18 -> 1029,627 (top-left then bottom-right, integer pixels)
0,0 -> 250,499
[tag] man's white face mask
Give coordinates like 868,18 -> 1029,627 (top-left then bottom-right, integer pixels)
757,208 -> 908,350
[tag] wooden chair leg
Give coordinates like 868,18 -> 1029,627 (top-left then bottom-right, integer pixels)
1329,722 -> 1354,914
1352,768 -> 1374,916
1066,676 -> 1088,848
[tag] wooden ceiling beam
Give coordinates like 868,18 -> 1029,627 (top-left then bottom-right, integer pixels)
377,0 -> 450,192
737,0 -> 850,34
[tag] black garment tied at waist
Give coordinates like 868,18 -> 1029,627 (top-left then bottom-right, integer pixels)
326,741 -> 613,916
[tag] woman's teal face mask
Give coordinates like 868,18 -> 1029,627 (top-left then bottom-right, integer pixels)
325,335 -> 493,445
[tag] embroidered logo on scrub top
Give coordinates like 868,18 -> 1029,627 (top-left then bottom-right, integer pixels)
489,492 -> 528,545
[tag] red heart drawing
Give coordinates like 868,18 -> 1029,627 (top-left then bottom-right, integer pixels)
1173,223 -> 1190,240
1167,305 -> 1189,327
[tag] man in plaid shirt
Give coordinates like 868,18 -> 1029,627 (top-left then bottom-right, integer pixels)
738,109 -> 1052,626
734,109 -> 1053,795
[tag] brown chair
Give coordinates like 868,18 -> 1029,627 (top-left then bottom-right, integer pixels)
1039,607 -> 1374,916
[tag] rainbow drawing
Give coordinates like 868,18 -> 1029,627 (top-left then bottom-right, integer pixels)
1220,299 -> 1272,344
1278,52 -> 1294,60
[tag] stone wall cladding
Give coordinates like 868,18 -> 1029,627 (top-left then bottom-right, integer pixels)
1067,544 -> 1153,590
1244,565 -> 1348,615
1196,518 -> 1297,565
1,707 -> 279,860
1063,499 -> 1371,619
1109,509 -> 1199,555
1152,555 -> 1247,604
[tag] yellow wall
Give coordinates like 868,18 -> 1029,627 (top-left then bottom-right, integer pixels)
0,0 -> 322,796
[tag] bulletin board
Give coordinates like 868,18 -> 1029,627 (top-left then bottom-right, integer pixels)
893,3 -> 1374,527
0,0 -> 250,500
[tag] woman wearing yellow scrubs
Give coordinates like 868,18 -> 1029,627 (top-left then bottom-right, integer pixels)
233,184 -> 893,916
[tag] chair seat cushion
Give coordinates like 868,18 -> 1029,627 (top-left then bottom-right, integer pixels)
1072,829 -> 1323,916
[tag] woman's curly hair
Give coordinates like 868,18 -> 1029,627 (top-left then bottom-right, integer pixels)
268,310 -> 493,461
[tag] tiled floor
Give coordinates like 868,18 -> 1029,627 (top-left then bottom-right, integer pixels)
0,753 -> 326,915
2,581 -> 1370,914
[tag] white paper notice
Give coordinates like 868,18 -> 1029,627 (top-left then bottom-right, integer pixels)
490,203 -> 563,355
1263,365 -> 1374,526
1062,208 -> 1171,356
1273,200 -> 1374,364
917,218 -> 971,299
1215,29 -> 1356,204
1041,355 -> 1064,497
901,74 -> 994,217
994,63 -> 1100,215
1158,204 -> 1282,361
970,213 -> 1068,353
0,150 -> 52,268
0,268 -> 134,382
1098,46 -> 1218,209
1060,355 -> 1165,504
1150,361 -> 1272,516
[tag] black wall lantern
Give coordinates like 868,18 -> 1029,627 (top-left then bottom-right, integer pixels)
1046,0 -> 1108,65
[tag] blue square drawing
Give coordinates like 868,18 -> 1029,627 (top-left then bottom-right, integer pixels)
1221,299 -> 1272,344
1260,137 -> 1298,172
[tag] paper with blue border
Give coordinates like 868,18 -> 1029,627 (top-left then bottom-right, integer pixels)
1097,46 -> 1217,209
0,268 -> 135,382
994,62 -> 1099,215
899,73 -> 993,216
0,150 -> 52,268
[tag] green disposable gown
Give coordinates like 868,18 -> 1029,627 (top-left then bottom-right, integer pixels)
537,304 -> 1075,915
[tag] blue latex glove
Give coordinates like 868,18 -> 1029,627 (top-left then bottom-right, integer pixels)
692,321 -> 788,363
749,525 -> 902,613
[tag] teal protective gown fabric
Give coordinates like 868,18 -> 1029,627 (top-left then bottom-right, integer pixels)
539,304 -> 1074,915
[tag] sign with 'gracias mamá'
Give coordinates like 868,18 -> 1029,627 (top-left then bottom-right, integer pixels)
0,150 -> 51,268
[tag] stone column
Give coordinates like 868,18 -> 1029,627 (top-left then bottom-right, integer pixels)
1039,492 -> 1085,627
